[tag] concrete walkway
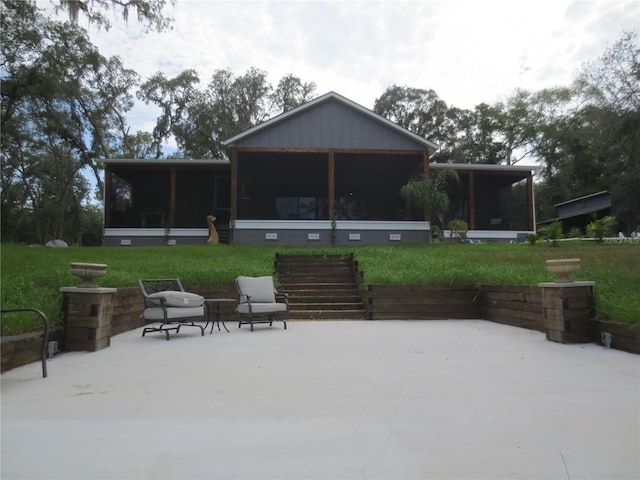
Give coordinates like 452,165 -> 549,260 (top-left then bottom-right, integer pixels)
1,320 -> 639,480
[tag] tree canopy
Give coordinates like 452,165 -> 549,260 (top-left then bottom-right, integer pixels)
52,0 -> 175,31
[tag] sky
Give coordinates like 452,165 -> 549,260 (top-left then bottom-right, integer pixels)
78,0 -> 639,142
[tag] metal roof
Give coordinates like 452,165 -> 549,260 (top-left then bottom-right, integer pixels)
430,162 -> 539,173
221,91 -> 439,153
554,190 -> 610,208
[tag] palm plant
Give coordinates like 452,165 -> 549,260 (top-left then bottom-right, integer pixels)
587,216 -> 617,242
400,169 -> 458,228
539,220 -> 563,246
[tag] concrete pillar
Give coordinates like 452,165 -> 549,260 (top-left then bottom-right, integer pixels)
60,287 -> 117,351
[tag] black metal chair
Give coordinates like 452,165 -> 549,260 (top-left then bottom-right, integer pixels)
138,279 -> 205,340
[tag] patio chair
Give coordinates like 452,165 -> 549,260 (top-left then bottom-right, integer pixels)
235,276 -> 288,331
138,279 -> 205,340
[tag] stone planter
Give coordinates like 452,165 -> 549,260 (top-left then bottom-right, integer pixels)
546,258 -> 580,283
70,262 -> 107,288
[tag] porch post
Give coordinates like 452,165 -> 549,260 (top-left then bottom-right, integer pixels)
423,150 -> 430,177
230,148 -> 238,223
526,172 -> 534,230
169,168 -> 176,227
328,150 -> 335,220
104,165 -> 112,229
469,171 -> 476,230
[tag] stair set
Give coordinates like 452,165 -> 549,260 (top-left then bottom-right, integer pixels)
275,254 -> 366,321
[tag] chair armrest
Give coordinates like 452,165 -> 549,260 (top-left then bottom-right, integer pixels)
143,295 -> 168,309
275,291 -> 289,307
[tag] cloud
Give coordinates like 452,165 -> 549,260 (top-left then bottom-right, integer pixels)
83,0 -> 639,135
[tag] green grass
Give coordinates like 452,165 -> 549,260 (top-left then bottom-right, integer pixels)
1,242 -> 638,334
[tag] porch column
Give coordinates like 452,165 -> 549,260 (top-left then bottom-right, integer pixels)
229,148 -> 238,223
169,168 -> 176,227
328,150 -> 335,220
527,172 -> 534,230
469,171 -> 476,230
423,150 -> 430,177
104,165 -> 112,228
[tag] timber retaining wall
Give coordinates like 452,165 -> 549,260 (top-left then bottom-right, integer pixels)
2,282 -> 638,373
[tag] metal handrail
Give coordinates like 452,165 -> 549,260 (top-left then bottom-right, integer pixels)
1,308 -> 51,378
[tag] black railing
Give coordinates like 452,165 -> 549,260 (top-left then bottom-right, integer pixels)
1,309 -> 51,378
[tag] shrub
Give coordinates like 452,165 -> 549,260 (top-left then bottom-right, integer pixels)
587,216 -> 617,242
448,219 -> 468,242
567,227 -> 583,239
431,225 -> 442,242
526,234 -> 539,245
539,220 -> 563,246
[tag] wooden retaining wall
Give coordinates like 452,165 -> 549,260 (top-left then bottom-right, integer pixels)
110,287 -> 145,336
363,284 -> 482,320
482,285 -> 545,332
592,320 -> 640,354
1,327 -> 64,373
3,283 -> 638,373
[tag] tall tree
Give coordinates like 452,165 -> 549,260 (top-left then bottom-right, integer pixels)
52,0 -> 175,31
270,74 -> 316,113
572,31 -> 640,233
1,1 -> 138,242
147,68 -> 317,159
138,69 -> 200,158
373,85 -> 456,153
453,103 -> 508,164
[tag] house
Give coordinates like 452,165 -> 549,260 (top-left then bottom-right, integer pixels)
537,191 -> 613,235
102,92 -> 536,246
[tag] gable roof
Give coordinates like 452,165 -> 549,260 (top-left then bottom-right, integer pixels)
221,91 -> 439,153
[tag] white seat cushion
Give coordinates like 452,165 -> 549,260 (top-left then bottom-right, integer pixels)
236,276 -> 276,303
148,291 -> 204,307
143,306 -> 204,320
237,303 -> 287,314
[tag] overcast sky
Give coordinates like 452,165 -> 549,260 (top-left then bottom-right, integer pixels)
82,0 -> 638,138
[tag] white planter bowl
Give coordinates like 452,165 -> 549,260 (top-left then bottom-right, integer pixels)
70,262 -> 107,288
546,258 -> 581,283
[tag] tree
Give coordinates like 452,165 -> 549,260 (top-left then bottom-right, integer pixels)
573,31 -> 640,233
270,74 -> 316,113
142,68 -> 317,159
167,67 -> 272,158
52,0 -> 175,32
1,2 -> 138,243
532,32 -> 639,233
112,131 -> 156,158
138,69 -> 200,158
373,85 -> 458,158
453,103 -> 508,164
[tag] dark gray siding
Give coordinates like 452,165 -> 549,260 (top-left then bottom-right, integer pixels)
237,99 -> 425,150
557,193 -> 611,219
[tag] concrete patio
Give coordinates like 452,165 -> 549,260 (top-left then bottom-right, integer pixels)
1,320 -> 639,480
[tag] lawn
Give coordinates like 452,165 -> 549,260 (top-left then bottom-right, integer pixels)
1,242 -> 638,334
